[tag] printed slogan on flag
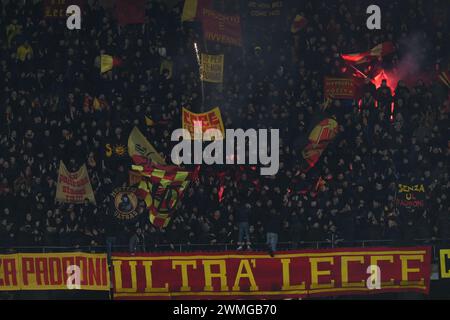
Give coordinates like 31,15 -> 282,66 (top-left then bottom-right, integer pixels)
55,161 -> 96,204
200,54 -> 224,83
182,107 -> 225,139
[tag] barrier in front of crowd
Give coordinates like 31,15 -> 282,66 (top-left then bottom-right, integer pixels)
0,239 -> 449,300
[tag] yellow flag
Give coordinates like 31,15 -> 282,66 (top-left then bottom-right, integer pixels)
128,127 -> 166,165
181,0 -> 197,22
145,116 -> 155,126
93,98 -> 101,110
160,59 -> 173,79
200,53 -> 224,83
100,54 -> 114,73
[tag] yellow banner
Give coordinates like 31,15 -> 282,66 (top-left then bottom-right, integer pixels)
0,253 -> 109,291
128,126 -> 166,165
440,249 -> 450,278
55,162 -> 96,204
182,107 -> 225,139
200,53 -> 224,83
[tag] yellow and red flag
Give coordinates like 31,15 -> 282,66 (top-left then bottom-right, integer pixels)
341,42 -> 395,65
100,54 -> 122,73
132,164 -> 192,228
128,126 -> 166,165
302,118 -> 339,170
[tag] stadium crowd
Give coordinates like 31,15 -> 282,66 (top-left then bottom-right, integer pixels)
0,0 -> 448,253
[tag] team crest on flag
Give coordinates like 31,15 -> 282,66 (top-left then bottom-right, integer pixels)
132,164 -> 193,228
111,187 -> 140,222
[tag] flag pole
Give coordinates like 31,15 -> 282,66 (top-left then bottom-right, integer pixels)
348,64 -> 369,79
194,42 -> 205,112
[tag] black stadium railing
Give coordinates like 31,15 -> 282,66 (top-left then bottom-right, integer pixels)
0,238 -> 448,261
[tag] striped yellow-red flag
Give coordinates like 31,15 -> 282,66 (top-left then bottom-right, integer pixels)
132,163 -> 192,228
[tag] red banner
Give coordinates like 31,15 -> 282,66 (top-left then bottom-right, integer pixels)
324,77 -> 355,99
112,247 -> 431,300
200,8 -> 242,46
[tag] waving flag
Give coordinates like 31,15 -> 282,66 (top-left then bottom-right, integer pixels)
291,14 -> 308,33
132,164 -> 192,228
128,127 -> 166,165
100,54 -> 122,74
341,42 -> 395,65
301,118 -> 339,171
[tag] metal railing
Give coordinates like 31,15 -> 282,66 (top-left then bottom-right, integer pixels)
0,237 -> 448,259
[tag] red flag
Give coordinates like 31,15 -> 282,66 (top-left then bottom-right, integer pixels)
116,0 -> 145,26
217,171 -> 226,203
199,8 -> 242,46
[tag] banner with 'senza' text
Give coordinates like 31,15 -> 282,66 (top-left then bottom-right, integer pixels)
112,247 -> 431,300
0,253 -> 109,291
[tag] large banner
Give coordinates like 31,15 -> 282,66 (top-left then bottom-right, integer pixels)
199,8 -> 242,46
182,107 -> 225,139
324,77 -> 355,99
301,118 -> 339,170
395,182 -> 426,208
112,247 -> 431,300
128,126 -> 166,165
0,253 -> 109,291
55,162 -> 96,204
200,54 -> 224,83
